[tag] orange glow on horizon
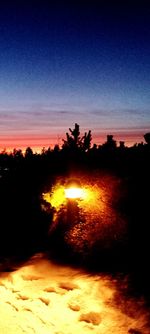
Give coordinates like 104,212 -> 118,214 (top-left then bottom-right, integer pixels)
0,140 -> 57,153
0,129 -> 147,153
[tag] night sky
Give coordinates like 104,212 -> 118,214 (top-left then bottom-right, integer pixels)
0,0 -> 150,150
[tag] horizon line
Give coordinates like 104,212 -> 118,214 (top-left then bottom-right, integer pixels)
0,132 -> 148,153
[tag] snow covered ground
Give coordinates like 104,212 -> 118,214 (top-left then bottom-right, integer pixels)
0,254 -> 149,334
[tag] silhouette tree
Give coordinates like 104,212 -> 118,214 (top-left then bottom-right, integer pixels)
62,123 -> 81,150
103,135 -> 117,149
53,144 -> 60,153
119,141 -> 125,149
25,146 -> 33,158
41,147 -> 46,155
13,148 -> 23,159
62,123 -> 92,152
144,132 -> 150,145
81,130 -> 92,151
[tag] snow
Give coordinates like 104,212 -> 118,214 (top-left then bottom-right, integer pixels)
0,254 -> 149,334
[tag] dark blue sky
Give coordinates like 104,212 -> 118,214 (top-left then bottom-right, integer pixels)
0,0 -> 150,150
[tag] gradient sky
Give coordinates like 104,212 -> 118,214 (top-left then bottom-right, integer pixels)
0,0 -> 150,151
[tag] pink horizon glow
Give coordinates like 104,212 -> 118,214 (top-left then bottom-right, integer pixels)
0,130 -> 147,152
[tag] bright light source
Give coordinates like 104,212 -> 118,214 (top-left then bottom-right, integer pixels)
64,187 -> 84,199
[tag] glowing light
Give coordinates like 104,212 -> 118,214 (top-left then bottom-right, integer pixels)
43,181 -> 104,212
64,187 -> 85,199
43,184 -> 66,211
42,176 -> 127,257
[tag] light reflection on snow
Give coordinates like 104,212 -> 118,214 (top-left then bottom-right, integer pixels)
0,254 -> 149,334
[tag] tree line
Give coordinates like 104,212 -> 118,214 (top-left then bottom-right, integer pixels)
0,123 -> 150,159
0,123 -> 149,180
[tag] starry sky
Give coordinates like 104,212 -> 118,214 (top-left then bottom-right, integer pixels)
0,0 -> 150,151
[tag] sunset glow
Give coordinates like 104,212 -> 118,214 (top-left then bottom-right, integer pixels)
0,129 -> 149,153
